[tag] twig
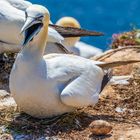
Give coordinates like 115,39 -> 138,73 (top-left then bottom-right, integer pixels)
92,46 -> 140,61
97,60 -> 140,69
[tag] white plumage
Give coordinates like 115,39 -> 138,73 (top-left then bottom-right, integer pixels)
71,41 -> 103,58
10,5 -> 106,118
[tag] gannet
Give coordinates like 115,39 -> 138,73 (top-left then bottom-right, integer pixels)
0,0 -> 103,54
56,17 -> 103,58
0,0 -> 70,53
9,5 -> 110,118
10,5 -> 140,118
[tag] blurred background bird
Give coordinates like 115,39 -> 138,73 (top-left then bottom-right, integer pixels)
56,17 -> 103,58
0,0 -> 103,55
29,0 -> 140,50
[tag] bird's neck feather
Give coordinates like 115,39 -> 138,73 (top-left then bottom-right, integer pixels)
22,24 -> 48,61
63,37 -> 80,47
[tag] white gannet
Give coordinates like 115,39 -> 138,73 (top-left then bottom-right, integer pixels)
0,0 -> 69,53
56,17 -> 103,58
9,5 -> 110,118
10,5 -> 140,118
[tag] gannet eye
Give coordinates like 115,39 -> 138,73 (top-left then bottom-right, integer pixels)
35,15 -> 44,21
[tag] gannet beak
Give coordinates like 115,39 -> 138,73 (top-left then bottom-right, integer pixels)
21,17 -> 35,34
49,24 -> 104,37
21,17 -> 43,46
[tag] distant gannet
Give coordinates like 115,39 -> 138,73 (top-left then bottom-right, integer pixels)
56,17 -> 103,58
9,5 -> 110,118
0,0 -> 103,54
0,0 -> 70,53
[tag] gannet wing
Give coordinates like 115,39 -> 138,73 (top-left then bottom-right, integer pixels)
48,27 -> 64,43
100,69 -> 112,92
47,28 -> 72,54
60,68 -> 103,107
45,42 -> 73,54
48,21 -> 64,43
55,43 -> 73,54
0,1 -> 24,46
3,0 -> 32,11
46,55 -> 104,108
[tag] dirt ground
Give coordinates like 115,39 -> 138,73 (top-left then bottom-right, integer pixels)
0,49 -> 140,140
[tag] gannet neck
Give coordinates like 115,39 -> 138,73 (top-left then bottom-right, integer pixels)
20,4 -> 50,60
22,23 -> 49,60
56,17 -> 81,47
63,36 -> 80,47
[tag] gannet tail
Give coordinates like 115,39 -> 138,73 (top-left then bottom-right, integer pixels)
97,60 -> 140,69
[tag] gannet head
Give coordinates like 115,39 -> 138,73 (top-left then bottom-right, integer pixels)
56,17 -> 81,47
21,5 -> 50,46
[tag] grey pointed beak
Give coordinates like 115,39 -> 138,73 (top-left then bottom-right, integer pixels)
21,17 -> 43,46
21,17 -> 35,34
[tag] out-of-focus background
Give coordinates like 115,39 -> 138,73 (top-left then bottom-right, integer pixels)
29,0 -> 140,50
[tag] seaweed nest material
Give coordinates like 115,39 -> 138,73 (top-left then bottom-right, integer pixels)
0,48 -> 140,139
0,69 -> 140,139
0,53 -> 16,91
111,30 -> 140,49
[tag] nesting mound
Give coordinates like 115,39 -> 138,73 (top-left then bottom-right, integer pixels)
0,75 -> 140,139
111,30 -> 140,49
0,53 -> 16,91
0,49 -> 140,139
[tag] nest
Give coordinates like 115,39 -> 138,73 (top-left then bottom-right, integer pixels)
0,48 -> 140,139
111,30 -> 140,49
0,53 -> 16,90
0,75 -> 140,139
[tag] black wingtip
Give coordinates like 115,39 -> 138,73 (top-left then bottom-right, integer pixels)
100,69 -> 113,93
55,43 -> 73,54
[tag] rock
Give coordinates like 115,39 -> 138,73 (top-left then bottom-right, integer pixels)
109,75 -> 132,85
0,97 -> 16,108
13,134 -> 32,140
89,120 -> 112,135
115,107 -> 126,113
